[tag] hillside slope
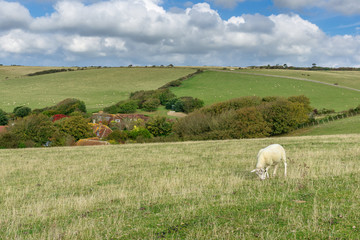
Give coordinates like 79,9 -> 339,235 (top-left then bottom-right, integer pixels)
171,70 -> 360,111
0,67 -> 197,112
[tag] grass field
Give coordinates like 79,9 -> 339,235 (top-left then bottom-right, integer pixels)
1,134 -> 360,239
237,69 -> 360,90
289,114 -> 360,136
171,71 -> 360,111
0,67 -> 197,113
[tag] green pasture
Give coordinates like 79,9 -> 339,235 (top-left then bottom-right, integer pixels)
237,69 -> 360,90
171,71 -> 360,111
1,134 -> 360,239
0,67 -> 197,113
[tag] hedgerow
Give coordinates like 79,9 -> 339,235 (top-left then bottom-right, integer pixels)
173,95 -> 312,140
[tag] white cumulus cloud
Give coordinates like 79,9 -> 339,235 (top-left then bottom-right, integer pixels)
0,0 -> 360,67
0,0 -> 32,30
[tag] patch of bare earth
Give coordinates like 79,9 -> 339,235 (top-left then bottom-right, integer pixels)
167,111 -> 187,117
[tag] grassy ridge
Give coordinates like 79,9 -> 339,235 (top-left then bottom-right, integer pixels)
237,69 -> 360,90
0,67 -> 197,112
1,135 -> 360,239
171,71 -> 360,111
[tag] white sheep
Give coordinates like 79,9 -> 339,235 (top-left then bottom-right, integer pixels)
251,144 -> 287,180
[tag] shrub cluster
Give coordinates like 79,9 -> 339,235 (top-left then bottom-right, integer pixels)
165,97 -> 204,113
0,109 -> 8,125
104,88 -> 195,114
0,113 -> 94,148
103,100 -> 138,114
13,106 -> 32,118
173,95 -> 312,140
33,98 -> 87,116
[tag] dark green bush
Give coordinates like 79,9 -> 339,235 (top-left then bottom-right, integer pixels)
9,114 -> 56,146
14,106 -> 32,118
118,100 -> 138,113
260,99 -> 310,135
55,98 -> 86,115
201,96 -> 262,115
130,90 -> 158,108
130,89 -> 176,108
158,89 -> 176,105
181,97 -> 204,113
34,98 -> 87,116
288,95 -> 313,112
128,126 -> 152,141
142,98 -> 161,112
0,132 -> 20,148
171,97 -> 204,113
55,116 -> 94,141
103,104 -> 120,114
105,129 -> 128,143
233,107 -> 271,138
104,100 -> 138,114
146,116 -> 173,137
165,98 -> 178,110
0,109 -> 8,125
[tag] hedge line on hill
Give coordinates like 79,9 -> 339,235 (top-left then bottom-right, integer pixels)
173,95 -> 313,140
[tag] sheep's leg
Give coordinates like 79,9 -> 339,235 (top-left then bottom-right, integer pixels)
284,162 -> 287,177
273,164 -> 279,176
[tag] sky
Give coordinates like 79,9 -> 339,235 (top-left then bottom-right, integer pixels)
1,0 -> 360,67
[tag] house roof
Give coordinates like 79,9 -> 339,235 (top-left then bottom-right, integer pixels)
0,126 -> 7,133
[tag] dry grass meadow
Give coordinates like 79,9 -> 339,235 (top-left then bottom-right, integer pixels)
1,134 -> 360,239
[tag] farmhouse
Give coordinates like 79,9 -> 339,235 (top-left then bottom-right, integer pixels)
92,111 -> 149,124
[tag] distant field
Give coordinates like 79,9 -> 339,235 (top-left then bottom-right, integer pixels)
0,67 -> 197,113
171,70 -> 360,111
1,134 -> 360,239
289,114 -> 360,136
0,66 -> 71,79
237,69 -> 360,90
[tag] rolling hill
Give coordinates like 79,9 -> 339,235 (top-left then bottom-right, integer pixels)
0,66 -> 197,113
170,70 -> 360,112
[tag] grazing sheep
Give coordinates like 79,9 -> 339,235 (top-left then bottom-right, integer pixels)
251,144 -> 287,180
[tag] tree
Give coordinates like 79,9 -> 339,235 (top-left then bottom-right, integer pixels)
56,116 -> 94,141
0,109 -> 8,125
14,106 -> 32,118
142,98 -> 160,112
146,116 -> 173,137
9,114 -> 56,146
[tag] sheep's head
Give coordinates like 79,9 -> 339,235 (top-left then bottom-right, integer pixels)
251,168 -> 267,180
